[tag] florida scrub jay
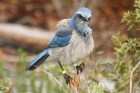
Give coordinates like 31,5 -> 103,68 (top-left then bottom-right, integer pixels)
26,7 -> 94,84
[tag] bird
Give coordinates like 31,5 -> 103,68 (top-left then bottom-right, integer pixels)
26,7 -> 94,84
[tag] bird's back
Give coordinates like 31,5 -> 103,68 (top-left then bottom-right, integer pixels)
56,19 -> 70,29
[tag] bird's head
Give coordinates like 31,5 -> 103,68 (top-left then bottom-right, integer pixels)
68,7 -> 92,39
72,7 -> 91,27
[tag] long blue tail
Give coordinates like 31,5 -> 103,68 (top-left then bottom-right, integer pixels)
26,49 -> 49,70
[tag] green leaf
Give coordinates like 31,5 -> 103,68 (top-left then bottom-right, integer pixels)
7,78 -> 12,87
114,48 -> 122,53
0,79 -> 3,86
96,51 -> 104,55
1,86 -> 5,90
127,24 -> 135,31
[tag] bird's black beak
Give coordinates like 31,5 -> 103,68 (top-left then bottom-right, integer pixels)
82,18 -> 88,22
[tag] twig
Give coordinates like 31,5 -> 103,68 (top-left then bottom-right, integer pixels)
0,48 -> 1,55
129,61 -> 140,93
78,74 -> 90,93
38,67 -> 68,93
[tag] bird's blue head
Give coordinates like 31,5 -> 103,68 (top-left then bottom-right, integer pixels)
68,7 -> 92,39
74,7 -> 91,24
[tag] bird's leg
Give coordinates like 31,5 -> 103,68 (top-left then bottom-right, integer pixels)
57,61 -> 72,84
73,62 -> 85,75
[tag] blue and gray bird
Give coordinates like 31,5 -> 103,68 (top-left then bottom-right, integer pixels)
26,7 -> 94,84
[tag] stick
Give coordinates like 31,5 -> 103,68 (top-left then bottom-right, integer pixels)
129,61 -> 140,93
38,67 -> 68,93
78,74 -> 90,93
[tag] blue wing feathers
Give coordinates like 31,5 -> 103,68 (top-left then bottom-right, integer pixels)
26,49 -> 49,70
46,27 -> 73,48
56,28 -> 72,36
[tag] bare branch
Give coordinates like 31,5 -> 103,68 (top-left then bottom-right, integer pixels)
38,67 -> 68,93
130,61 -> 140,93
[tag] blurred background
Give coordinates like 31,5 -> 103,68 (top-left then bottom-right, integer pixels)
0,0 -> 139,93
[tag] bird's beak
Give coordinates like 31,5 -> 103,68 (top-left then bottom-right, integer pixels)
82,17 -> 88,22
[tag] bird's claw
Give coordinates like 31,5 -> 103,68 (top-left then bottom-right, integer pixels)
63,73 -> 72,84
76,63 -> 85,75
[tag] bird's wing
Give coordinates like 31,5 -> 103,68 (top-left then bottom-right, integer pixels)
46,27 -> 73,48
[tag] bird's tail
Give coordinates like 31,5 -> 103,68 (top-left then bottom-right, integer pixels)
26,49 -> 49,70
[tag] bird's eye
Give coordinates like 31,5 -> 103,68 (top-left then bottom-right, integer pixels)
78,14 -> 83,19
88,17 -> 91,20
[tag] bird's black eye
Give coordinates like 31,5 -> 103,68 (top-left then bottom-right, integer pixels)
88,17 -> 91,20
78,14 -> 83,19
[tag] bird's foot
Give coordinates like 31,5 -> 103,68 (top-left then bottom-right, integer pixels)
76,63 -> 85,75
63,73 -> 72,84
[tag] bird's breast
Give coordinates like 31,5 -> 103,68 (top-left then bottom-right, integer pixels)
68,31 -> 94,60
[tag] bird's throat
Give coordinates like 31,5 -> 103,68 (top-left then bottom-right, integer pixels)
68,19 -> 92,40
